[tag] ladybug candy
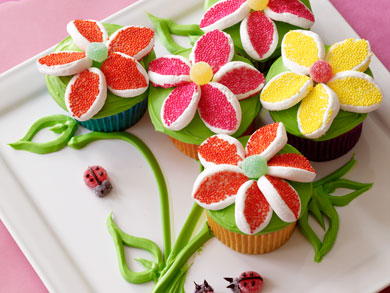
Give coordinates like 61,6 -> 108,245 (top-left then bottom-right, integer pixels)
83,166 -> 112,197
194,280 -> 214,293
225,271 -> 264,293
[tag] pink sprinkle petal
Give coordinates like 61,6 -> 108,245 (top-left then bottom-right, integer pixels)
235,180 -> 273,235
192,165 -> 249,210
190,30 -> 234,73
240,11 -> 278,61
66,19 -> 108,51
198,134 -> 245,168
161,83 -> 200,130
198,82 -> 241,135
257,175 -> 301,223
213,61 -> 265,100
265,0 -> 315,29
148,55 -> 191,88
267,153 -> 316,182
246,122 -> 287,160
200,0 -> 250,31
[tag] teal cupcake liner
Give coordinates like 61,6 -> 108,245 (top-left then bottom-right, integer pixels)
79,98 -> 148,132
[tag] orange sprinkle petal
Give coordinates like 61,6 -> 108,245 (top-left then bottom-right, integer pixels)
74,20 -> 103,42
198,136 -> 243,166
39,52 -> 86,66
246,123 -> 279,157
108,27 -> 154,58
69,70 -> 100,117
101,53 -> 147,90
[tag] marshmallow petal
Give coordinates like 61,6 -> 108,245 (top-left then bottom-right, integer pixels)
64,68 -> 107,121
267,153 -> 316,182
282,30 -> 325,75
213,61 -> 265,100
257,175 -> 301,223
240,11 -> 279,61
246,122 -> 287,160
260,71 -> 313,111
36,51 -> 92,76
67,19 -> 108,51
190,30 -> 234,73
107,26 -> 154,60
235,180 -> 273,235
198,134 -> 245,168
198,82 -> 241,135
326,39 -> 372,74
161,83 -> 200,131
148,55 -> 191,88
200,0 -> 250,32
192,164 -> 248,210
297,83 -> 340,139
327,71 -> 383,113
101,52 -> 149,98
264,0 -> 315,29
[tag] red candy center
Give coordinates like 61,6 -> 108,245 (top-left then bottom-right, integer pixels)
309,60 -> 333,83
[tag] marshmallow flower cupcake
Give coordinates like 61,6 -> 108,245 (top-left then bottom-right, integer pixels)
260,30 -> 383,161
192,122 -> 316,254
201,0 -> 314,62
37,20 -> 155,132
148,29 -> 264,159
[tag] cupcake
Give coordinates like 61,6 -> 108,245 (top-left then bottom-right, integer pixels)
36,19 -> 155,132
200,0 -> 314,64
191,122 -> 316,254
260,30 -> 383,161
148,29 -> 264,159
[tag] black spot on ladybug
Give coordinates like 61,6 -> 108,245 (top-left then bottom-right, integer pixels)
86,174 -> 90,178
99,172 -> 103,176
89,178 -> 94,182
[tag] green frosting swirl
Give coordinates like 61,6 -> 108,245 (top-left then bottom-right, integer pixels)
204,0 -> 313,63
148,50 -> 261,145
266,56 -> 369,141
208,143 -> 312,234
45,23 -> 155,119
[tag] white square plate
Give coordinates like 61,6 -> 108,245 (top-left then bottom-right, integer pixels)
1,0 -> 390,292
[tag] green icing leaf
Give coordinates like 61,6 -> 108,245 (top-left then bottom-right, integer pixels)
148,50 -> 261,145
208,144 -> 313,235
107,214 -> 163,284
9,115 -> 78,154
45,23 -> 152,119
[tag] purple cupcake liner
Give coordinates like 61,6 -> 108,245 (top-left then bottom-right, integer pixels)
287,123 -> 363,162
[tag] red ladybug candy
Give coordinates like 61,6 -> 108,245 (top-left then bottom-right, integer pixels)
83,166 -> 112,197
225,271 -> 264,293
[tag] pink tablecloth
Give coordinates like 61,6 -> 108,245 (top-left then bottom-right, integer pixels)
0,0 -> 389,292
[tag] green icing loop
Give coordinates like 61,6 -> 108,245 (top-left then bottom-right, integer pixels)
107,214 -> 163,283
299,156 -> 373,262
67,131 -> 172,260
9,114 -> 78,154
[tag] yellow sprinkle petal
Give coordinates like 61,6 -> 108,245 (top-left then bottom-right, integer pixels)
326,38 -> 371,73
283,31 -> 321,68
261,72 -> 312,110
327,72 -> 382,112
298,84 -> 336,137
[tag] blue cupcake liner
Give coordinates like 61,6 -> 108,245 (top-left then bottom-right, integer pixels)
79,98 -> 148,132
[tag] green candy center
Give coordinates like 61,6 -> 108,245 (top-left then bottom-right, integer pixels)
240,155 -> 268,179
86,42 -> 108,63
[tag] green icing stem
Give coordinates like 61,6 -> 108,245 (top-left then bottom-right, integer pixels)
152,224 -> 213,293
68,132 -> 172,260
9,115 -> 78,154
46,23 -> 154,119
107,214 -> 163,283
299,156 -> 373,262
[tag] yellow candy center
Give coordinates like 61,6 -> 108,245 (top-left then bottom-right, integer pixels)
247,0 -> 269,11
190,62 -> 213,85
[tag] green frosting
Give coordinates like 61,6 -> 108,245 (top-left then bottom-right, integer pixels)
9,115 -> 78,154
208,143 -> 312,235
266,56 -> 369,141
45,23 -> 155,119
204,0 -> 313,63
148,50 -> 261,145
